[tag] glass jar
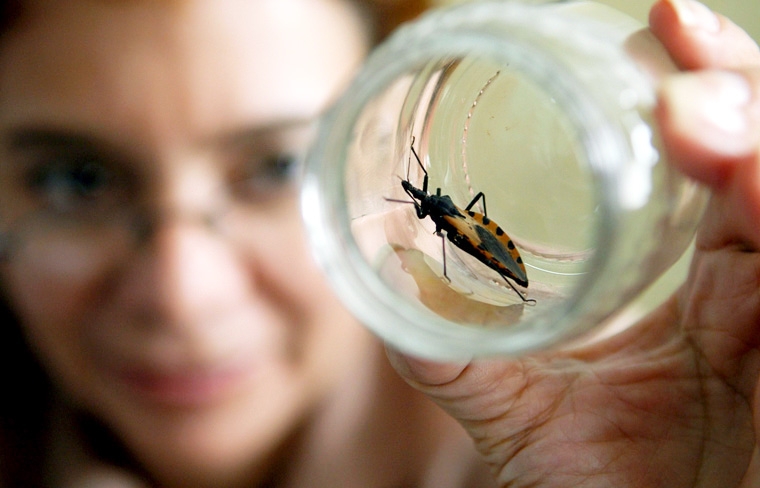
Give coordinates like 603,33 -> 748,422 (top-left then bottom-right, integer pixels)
301,0 -> 707,359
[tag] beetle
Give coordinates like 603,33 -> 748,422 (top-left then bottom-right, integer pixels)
388,138 -> 536,305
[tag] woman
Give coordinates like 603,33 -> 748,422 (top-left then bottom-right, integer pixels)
0,1 -> 489,486
1,0 -> 760,486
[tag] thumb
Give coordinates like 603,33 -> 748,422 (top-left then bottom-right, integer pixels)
384,347 -> 535,427
385,348 -> 469,389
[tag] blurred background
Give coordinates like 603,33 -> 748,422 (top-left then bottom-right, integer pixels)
432,0 -> 760,43
595,0 -> 759,42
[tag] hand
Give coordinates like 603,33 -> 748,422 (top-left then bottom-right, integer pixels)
387,1 -> 760,486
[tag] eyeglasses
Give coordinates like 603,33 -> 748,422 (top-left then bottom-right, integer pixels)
0,120 -> 314,275
0,185 -> 303,282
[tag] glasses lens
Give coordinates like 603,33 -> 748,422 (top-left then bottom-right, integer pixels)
2,208 -> 138,277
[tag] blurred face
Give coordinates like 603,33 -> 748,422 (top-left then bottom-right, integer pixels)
0,0 -> 370,484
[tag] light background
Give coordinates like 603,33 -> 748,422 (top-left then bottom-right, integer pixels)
431,0 -> 760,43
593,0 -> 759,42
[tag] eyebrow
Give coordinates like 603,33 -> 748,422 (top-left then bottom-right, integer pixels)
5,116 -> 318,151
6,126 -> 104,151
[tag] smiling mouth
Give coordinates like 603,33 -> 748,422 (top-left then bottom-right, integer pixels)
114,364 -> 255,409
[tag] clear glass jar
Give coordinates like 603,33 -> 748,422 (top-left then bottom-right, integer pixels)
301,0 -> 707,359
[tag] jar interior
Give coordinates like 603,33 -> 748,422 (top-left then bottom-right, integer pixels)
303,2 -> 706,357
344,55 -> 601,327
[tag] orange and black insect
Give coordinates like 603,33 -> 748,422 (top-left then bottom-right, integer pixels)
390,138 -> 535,304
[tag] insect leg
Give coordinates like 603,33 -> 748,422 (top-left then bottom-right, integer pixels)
501,273 -> 537,305
464,191 -> 487,217
409,137 -> 429,194
435,229 -> 451,282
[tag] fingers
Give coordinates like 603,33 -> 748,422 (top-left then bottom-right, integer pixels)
655,68 -> 760,189
651,0 -> 760,249
651,0 -> 760,231
385,349 -> 468,390
649,0 -> 760,70
656,67 -> 760,250
385,347 -> 520,422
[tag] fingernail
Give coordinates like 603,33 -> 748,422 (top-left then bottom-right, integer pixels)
669,0 -> 721,33
662,71 -> 756,155
700,72 -> 752,134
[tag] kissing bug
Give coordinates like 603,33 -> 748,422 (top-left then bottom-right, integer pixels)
388,138 -> 536,305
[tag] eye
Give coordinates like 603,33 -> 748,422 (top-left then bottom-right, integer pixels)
25,154 -> 125,215
222,119 -> 315,204
258,152 -> 299,184
230,151 -> 301,202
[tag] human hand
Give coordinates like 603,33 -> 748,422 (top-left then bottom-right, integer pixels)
387,1 -> 760,486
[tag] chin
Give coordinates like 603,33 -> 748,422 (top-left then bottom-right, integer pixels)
83,358 -> 319,480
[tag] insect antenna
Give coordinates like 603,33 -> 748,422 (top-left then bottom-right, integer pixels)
384,197 -> 416,205
385,140 -> 427,213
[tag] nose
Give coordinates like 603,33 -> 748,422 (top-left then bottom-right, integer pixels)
115,211 -> 252,328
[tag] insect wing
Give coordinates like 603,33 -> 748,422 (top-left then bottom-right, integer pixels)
447,211 -> 528,287
474,223 -> 528,286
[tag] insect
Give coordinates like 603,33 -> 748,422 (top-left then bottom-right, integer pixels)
388,137 -> 536,305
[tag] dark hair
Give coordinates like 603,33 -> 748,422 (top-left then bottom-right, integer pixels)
0,4 -> 50,485
359,0 -> 429,42
0,0 -> 22,38
0,0 -> 53,458
0,294 -> 53,487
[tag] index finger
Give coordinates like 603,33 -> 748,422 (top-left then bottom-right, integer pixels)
649,0 -> 760,70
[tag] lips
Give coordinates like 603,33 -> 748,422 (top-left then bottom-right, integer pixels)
87,304 -> 283,410
113,362 -> 256,409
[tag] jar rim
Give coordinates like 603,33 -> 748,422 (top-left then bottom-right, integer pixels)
302,0 -> 685,358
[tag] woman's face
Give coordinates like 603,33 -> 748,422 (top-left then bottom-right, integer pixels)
0,0 -> 370,482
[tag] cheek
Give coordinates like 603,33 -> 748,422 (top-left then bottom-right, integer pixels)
261,214 -> 344,318
0,227 -> 122,326
256,212 -> 366,363
1,238 -> 115,386
5,264 -> 89,326
1,258 -> 102,399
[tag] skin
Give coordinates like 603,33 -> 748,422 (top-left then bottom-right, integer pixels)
1,0 -> 759,487
388,0 -> 760,487
0,1 -> 490,487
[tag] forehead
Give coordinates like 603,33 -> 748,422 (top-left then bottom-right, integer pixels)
0,0 -> 367,143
